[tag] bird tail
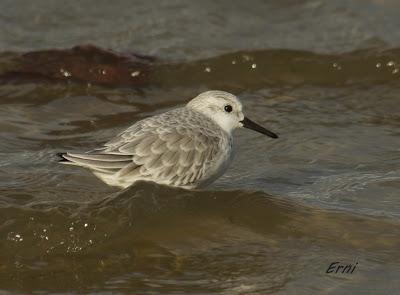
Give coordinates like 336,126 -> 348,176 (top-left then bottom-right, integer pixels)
56,152 -> 132,172
57,152 -> 71,163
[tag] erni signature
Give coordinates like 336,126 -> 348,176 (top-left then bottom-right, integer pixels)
326,261 -> 358,274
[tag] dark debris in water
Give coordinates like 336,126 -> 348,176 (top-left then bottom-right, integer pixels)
0,45 -> 154,87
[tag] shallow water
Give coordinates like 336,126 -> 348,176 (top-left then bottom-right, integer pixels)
1,0 -> 400,294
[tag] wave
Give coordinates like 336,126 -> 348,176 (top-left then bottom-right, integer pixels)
1,45 -> 400,90
1,181 -> 399,292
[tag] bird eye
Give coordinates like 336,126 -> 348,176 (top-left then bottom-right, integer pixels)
224,105 -> 233,113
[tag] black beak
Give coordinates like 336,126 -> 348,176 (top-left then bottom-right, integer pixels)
240,117 -> 278,138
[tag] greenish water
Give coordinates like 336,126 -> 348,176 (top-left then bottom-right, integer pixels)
1,0 -> 400,294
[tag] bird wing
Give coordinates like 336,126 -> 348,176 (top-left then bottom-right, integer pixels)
63,108 -> 224,187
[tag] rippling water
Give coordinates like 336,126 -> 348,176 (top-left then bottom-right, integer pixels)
1,0 -> 400,294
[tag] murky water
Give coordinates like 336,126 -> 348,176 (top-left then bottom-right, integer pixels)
1,0 -> 400,294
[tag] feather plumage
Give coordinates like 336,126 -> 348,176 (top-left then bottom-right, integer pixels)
59,107 -> 231,188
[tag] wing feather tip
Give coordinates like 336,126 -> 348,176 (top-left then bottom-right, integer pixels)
57,152 -> 70,163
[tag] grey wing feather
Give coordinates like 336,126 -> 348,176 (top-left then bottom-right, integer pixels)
62,108 -> 224,187
61,152 -> 132,172
115,126 -> 221,186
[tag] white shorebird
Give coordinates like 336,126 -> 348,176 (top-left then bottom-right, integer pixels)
58,90 -> 278,189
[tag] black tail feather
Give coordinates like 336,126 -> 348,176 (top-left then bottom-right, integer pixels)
57,152 -> 69,162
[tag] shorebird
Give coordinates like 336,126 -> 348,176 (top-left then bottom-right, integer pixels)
58,90 -> 278,189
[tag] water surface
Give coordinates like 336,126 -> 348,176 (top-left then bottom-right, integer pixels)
1,0 -> 400,294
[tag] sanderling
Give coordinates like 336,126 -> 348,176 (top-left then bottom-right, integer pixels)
58,90 -> 278,189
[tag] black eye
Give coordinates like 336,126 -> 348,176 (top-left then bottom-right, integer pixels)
224,105 -> 233,113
